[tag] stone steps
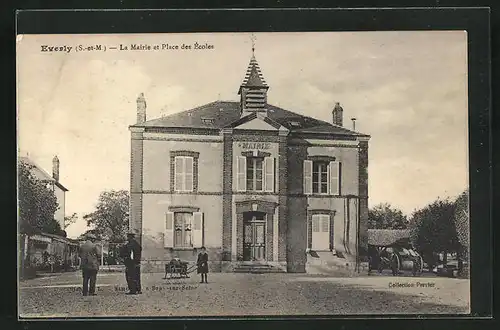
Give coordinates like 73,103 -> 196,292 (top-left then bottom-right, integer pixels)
233,263 -> 285,274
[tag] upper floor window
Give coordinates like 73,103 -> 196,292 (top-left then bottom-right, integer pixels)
170,151 -> 199,192
174,156 -> 193,192
237,155 -> 275,192
246,157 -> 263,191
304,160 -> 341,195
312,162 -> 329,194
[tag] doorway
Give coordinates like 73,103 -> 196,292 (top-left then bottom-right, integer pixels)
243,212 -> 266,261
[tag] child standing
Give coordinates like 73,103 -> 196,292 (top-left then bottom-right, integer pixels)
197,246 -> 209,283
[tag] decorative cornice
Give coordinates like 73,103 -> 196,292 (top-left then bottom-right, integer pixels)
288,142 -> 359,148
129,126 -> 145,133
170,150 -> 200,158
168,205 -> 200,213
308,209 -> 337,215
241,150 -> 271,158
144,127 -> 220,135
357,136 -> 371,142
307,155 -> 336,162
221,128 -> 234,135
142,190 -> 222,195
143,137 -> 223,143
140,190 -> 365,199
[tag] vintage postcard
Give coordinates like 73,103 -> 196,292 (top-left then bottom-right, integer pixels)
17,31 -> 470,317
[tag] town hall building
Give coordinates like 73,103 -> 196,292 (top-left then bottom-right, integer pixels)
129,53 -> 370,273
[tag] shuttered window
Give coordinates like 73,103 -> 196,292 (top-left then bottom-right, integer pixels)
164,212 -> 174,248
174,156 -> 194,192
264,157 -> 275,192
329,161 -> 340,195
236,156 -> 247,191
313,162 -> 329,194
246,157 -> 263,191
164,212 -> 204,248
192,212 -> 203,248
303,160 -> 313,194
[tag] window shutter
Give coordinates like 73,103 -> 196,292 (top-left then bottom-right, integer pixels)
164,212 -> 174,248
264,157 -> 275,192
312,215 -> 320,232
192,212 -> 203,248
174,157 -> 184,191
184,157 -> 194,192
329,161 -> 340,195
321,215 -> 330,232
303,160 -> 313,195
236,156 -> 247,191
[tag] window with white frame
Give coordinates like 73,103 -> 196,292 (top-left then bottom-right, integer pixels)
174,156 -> 194,192
237,156 -> 275,192
246,157 -> 263,191
165,211 -> 203,248
304,160 -> 340,195
312,161 -> 329,194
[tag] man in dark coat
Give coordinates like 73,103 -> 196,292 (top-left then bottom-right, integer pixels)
197,246 -> 209,283
79,233 -> 101,296
122,232 -> 142,294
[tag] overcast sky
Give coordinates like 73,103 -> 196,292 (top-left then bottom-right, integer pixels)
17,32 -> 468,238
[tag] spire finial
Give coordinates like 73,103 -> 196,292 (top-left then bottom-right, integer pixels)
250,33 -> 256,56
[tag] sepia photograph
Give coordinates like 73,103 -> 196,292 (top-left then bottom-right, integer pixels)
17,31 -> 470,317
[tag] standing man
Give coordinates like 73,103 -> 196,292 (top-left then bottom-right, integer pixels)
79,233 -> 101,296
123,232 -> 142,295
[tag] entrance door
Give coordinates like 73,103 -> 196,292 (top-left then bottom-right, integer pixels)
243,213 -> 266,261
312,214 -> 330,251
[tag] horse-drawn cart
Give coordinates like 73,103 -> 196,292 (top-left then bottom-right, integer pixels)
368,229 -> 423,277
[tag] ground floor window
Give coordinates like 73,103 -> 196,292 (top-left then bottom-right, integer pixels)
174,212 -> 193,248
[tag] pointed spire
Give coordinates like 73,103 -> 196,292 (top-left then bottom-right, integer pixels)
238,36 -> 269,117
239,56 -> 268,91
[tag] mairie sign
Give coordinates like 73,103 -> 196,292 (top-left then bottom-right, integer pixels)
238,142 -> 271,149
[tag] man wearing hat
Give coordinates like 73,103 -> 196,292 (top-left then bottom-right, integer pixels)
122,231 -> 142,294
79,233 -> 101,296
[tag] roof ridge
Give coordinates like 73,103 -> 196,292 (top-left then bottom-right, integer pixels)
146,100 -> 222,124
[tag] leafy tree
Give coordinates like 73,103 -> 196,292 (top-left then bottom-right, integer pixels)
454,189 -> 469,275
368,203 -> 409,229
83,190 -> 129,258
18,161 -> 62,235
409,197 -> 460,268
64,213 -> 78,230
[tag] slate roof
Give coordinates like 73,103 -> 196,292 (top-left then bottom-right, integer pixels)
19,156 -> 69,192
368,229 -> 411,247
134,100 -> 369,137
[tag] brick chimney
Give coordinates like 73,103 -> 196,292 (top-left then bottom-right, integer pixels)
52,155 -> 60,181
332,102 -> 343,126
136,93 -> 147,124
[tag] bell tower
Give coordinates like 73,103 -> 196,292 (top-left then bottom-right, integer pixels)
238,37 -> 269,117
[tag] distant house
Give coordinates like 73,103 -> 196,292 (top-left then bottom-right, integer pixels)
19,156 -> 69,229
20,232 -> 80,273
368,229 -> 411,248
